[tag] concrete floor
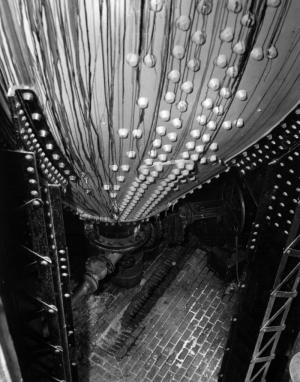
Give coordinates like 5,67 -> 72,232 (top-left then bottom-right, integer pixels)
73,244 -> 237,382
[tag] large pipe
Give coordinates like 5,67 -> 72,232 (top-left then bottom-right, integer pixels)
72,251 -> 123,306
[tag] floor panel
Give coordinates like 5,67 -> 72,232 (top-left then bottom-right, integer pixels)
74,245 -> 236,382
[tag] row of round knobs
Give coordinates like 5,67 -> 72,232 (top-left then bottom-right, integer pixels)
127,1 -> 279,69
127,37 -> 277,68
107,0 -> 281,214
149,0 -> 281,14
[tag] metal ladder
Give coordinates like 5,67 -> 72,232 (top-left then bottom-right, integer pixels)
245,206 -> 300,381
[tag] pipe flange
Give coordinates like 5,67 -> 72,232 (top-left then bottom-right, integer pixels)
96,255 -> 115,274
91,228 -> 149,253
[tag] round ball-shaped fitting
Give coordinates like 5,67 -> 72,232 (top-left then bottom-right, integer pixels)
150,0 -> 163,12
187,59 -> 200,72
177,100 -> 188,112
181,81 -> 193,94
176,15 -> 191,31
233,41 -> 246,55
144,53 -> 156,67
196,114 -> 207,125
168,70 -> 180,83
215,54 -> 228,67
202,98 -> 213,109
138,97 -> 149,109
172,118 -> 182,129
208,78 -> 221,91
172,45 -> 185,60
227,0 -> 242,13
126,53 -> 139,67
165,91 -> 176,104
251,47 -> 264,60
118,128 -> 129,138
220,27 -> 234,42
192,30 -> 207,45
159,110 -> 170,121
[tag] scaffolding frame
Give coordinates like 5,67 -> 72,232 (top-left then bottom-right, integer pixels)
245,205 -> 300,381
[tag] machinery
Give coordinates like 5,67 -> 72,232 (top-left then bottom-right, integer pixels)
0,1 -> 300,381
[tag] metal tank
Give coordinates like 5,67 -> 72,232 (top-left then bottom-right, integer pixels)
0,0 -> 299,223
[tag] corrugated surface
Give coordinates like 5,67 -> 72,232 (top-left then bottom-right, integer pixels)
0,0 -> 299,222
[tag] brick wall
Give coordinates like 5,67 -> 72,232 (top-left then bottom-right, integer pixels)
74,248 -> 237,382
